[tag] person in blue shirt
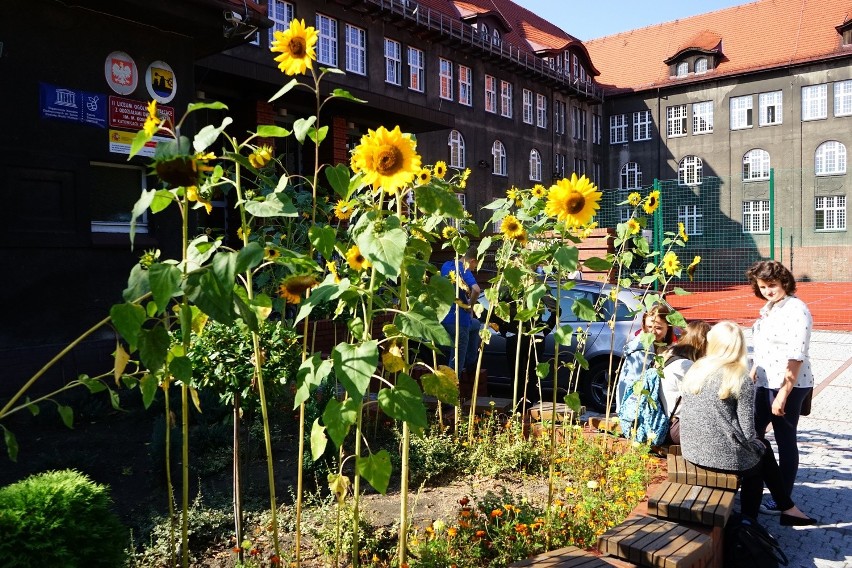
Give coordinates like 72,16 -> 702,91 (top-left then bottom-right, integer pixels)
441,246 -> 481,376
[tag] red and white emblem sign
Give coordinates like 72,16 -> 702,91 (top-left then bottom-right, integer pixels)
104,51 -> 138,95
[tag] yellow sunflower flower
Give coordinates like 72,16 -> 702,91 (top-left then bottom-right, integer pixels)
265,247 -> 281,261
186,185 -> 213,214
627,192 -> 642,206
500,214 -> 525,241
326,260 -> 340,283
643,190 -> 661,214
350,126 -> 421,193
662,251 -> 681,276
346,245 -> 371,271
545,173 -> 602,227
334,199 -> 354,220
278,274 -> 319,304
626,218 -> 641,235
459,168 -> 471,188
416,168 -> 432,185
687,255 -> 701,281
236,226 -> 251,240
270,19 -> 318,76
678,222 -> 689,242
249,145 -> 273,169
143,101 -> 162,136
506,187 -> 519,201
531,184 -> 547,199
441,226 -> 457,239
433,161 -> 447,179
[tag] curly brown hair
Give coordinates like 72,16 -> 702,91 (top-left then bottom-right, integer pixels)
745,260 -> 797,298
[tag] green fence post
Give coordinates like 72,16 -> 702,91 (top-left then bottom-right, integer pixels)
654,179 -> 662,291
769,168 -> 775,260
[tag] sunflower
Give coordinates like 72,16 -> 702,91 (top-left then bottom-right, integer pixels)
278,274 -> 319,304
506,187 -> 519,201
441,226 -> 457,239
433,161 -> 447,179
270,19 -> 318,76
662,251 -> 681,276
249,145 -> 273,169
416,168 -> 432,185
545,173 -> 602,227
346,245 -> 371,271
643,190 -> 660,214
334,199 -> 354,220
265,247 -> 281,261
186,186 -> 213,214
500,214 -> 525,240
678,222 -> 689,242
687,255 -> 701,281
627,192 -> 642,206
531,184 -> 547,199
459,168 -> 471,188
350,126 -> 421,193
326,260 -> 340,283
626,218 -> 641,235
143,114 -> 161,137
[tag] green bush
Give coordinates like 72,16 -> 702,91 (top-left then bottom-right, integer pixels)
0,469 -> 127,568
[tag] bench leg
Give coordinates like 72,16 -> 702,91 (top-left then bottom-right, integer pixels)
709,525 -> 724,568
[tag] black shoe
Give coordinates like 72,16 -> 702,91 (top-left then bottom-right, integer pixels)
780,513 -> 818,526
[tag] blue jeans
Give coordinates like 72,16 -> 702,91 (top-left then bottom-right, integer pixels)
754,386 -> 809,497
442,322 -> 470,375
465,319 -> 482,372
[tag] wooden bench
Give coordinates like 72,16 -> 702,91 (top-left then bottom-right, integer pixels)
461,396 -> 513,414
587,416 -> 622,435
597,515 -> 712,568
667,455 -> 739,490
509,545 -> 637,567
528,402 -> 586,423
648,482 -> 735,528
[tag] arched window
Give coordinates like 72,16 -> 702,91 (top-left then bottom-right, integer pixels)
448,130 -> 466,168
620,162 -> 642,189
815,140 -> 847,175
492,140 -> 507,176
695,57 -> 708,74
743,149 -> 770,181
676,61 -> 688,77
529,149 -> 542,181
678,155 -> 703,186
479,23 -> 489,38
492,29 -> 501,45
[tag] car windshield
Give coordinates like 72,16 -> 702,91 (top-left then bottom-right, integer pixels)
543,286 -> 637,324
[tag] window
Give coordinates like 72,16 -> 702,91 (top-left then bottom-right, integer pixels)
692,101 -> 713,134
448,130 -> 465,168
695,57 -> 708,74
554,101 -> 566,135
554,153 -> 565,179
678,204 -> 703,235
407,47 -> 424,92
478,22 -> 489,38
439,58 -> 453,100
449,193 -> 467,229
90,162 -> 148,233
743,149 -> 771,181
620,162 -> 642,189
522,89 -> 533,124
484,75 -> 496,113
834,80 -> 852,117
815,196 -> 847,231
316,14 -> 338,67
743,200 -> 770,234
384,38 -> 401,84
592,113 -> 602,144
500,80 -> 513,118
815,141 -> 847,175
610,114 -> 627,144
667,104 -> 688,137
573,157 -> 587,176
678,155 -> 703,186
759,91 -> 782,126
342,25 -> 366,75
675,61 -> 688,77
536,94 -> 547,128
802,84 -> 828,120
572,107 -> 586,140
730,95 -> 753,129
268,1 -> 294,47
529,149 -> 542,181
458,65 -> 472,106
492,29 -> 501,45
492,140 -> 507,176
591,162 -> 601,187
633,110 -> 652,141
572,54 -> 580,80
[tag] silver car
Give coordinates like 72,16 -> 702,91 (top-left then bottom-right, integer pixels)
477,280 -> 652,412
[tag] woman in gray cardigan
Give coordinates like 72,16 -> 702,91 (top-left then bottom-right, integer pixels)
679,321 -> 815,526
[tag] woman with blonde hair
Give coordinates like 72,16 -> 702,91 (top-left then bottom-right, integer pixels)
679,321 -> 815,525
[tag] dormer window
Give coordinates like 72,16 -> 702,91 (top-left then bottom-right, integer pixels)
479,23 -> 489,38
676,61 -> 689,77
695,57 -> 708,74
492,29 -> 501,45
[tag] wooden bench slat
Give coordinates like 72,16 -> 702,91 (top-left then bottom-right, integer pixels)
509,545 -> 625,567
667,455 -> 739,490
598,516 -> 712,568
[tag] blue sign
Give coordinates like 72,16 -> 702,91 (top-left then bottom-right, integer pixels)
39,83 -> 107,128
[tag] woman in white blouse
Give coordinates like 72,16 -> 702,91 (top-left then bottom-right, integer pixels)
746,260 -> 814,513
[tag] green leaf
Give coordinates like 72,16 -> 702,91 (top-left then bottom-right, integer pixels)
193,117 -> 233,153
295,275 -> 347,323
553,246 -> 580,272
584,257 -> 612,271
140,373 -> 159,409
256,124 -> 291,138
502,266 -> 524,288
244,193 -> 299,217
293,116 -> 317,144
110,302 -> 146,352
3,427 -> 18,462
426,276 -> 455,322
236,241 -> 265,274
395,304 -> 451,346
667,311 -> 688,329
108,389 -> 121,410
573,351 -> 589,370
322,397 -> 359,448
128,129 -> 152,160
122,264 -> 151,302
412,184 -> 465,218
332,340 -> 378,401
186,101 -> 229,114
169,356 -> 193,384
563,391 -> 582,416
129,189 -> 157,246
357,449 -> 392,494
420,371 -> 459,406
310,418 -> 328,461
250,293 -> 273,322
330,88 -> 367,103
325,164 -> 353,198
377,373 -> 427,429
536,362 -> 550,379
621,251 -> 634,268
553,324 -> 574,346
57,404 -> 74,428
138,324 -> 170,372
184,252 -> 238,325
78,376 -> 107,394
148,263 -> 182,315
149,190 -> 175,213
572,298 -> 599,322
672,287 -> 691,296
356,222 -> 407,280
268,78 -> 299,103
307,125 -> 328,145
25,399 -> 40,416
295,353 -> 333,408
309,225 -> 337,260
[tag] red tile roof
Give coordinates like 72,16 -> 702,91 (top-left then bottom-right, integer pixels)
584,0 -> 852,93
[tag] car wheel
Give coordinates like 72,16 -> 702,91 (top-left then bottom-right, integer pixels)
583,358 -> 620,413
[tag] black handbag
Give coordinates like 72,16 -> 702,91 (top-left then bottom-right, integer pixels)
800,387 -> 814,416
724,514 -> 788,568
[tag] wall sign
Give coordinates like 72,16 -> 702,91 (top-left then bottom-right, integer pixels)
146,60 -> 176,104
108,96 -> 175,130
104,51 -> 138,95
39,83 -> 107,128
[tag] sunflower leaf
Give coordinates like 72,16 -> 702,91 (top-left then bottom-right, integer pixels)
268,78 -> 299,103
307,126 -> 328,145
377,373 -> 427,429
325,164 -> 352,199
193,117 -> 233,153
332,340 -> 378,402
357,450 -> 392,495
293,116 -> 317,144
256,125 -> 291,138
330,88 -> 367,103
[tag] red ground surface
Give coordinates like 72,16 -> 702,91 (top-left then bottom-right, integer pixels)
666,282 -> 852,332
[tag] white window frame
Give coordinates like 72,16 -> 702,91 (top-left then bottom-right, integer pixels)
448,130 -> 466,168
678,204 -> 703,235
407,47 -> 424,92
610,113 -> 627,144
759,91 -> 782,126
742,200 -> 770,234
458,65 -> 472,106
815,140 -> 847,175
573,157 -> 587,177
730,95 -> 753,130
492,140 -> 507,176
834,80 -> 852,117
529,149 -> 542,182
815,195 -> 847,231
316,13 -> 338,68
592,162 -> 601,187
268,1 -> 294,47
500,80 -> 513,118
678,155 -> 703,186
554,100 -> 566,135
620,162 -> 642,190
536,93 -> 547,128
572,54 -> 580,80
667,104 -> 688,137
522,89 -> 533,124
742,149 -> 771,181
554,153 -> 565,179
439,58 -> 453,101
633,110 -> 652,141
484,74 -> 496,113
802,84 -> 828,121
384,38 -> 401,85
675,61 -> 688,77
90,161 -> 149,233
343,24 -> 366,75
573,107 -> 586,140
592,113 -> 602,144
692,101 -> 713,134
695,57 -> 708,74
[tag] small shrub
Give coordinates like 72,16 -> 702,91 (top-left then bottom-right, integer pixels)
406,426 -> 465,485
0,469 -> 127,568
